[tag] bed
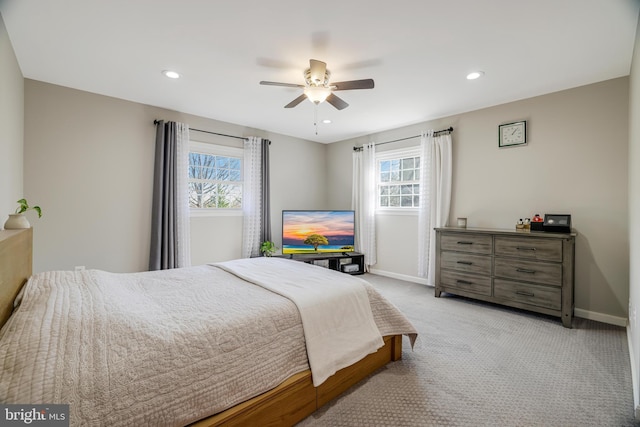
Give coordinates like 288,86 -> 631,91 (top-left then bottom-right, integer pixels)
0,228 -> 417,426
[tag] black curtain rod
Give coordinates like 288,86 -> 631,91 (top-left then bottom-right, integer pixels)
353,126 -> 453,151
153,120 -> 248,141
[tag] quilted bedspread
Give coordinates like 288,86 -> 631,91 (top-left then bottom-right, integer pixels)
0,262 -> 417,426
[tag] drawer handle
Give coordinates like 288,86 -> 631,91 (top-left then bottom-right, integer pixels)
516,290 -> 535,297
457,261 -> 473,265
456,241 -> 474,245
516,268 -> 536,274
456,279 -> 473,285
516,246 -> 537,251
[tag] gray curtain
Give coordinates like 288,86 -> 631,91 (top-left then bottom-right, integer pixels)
261,139 -> 272,243
149,121 -> 180,270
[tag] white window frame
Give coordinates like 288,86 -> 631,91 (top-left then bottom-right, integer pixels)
375,146 -> 421,215
189,141 -> 244,217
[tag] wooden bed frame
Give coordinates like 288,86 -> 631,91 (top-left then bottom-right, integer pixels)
0,228 -> 403,426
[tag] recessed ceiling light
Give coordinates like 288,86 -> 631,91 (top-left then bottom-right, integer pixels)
466,71 -> 484,80
162,70 -> 181,79
322,119 -> 332,124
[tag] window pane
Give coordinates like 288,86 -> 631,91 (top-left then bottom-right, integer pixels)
216,156 -> 229,168
376,151 -> 422,209
189,148 -> 243,210
216,168 -> 230,180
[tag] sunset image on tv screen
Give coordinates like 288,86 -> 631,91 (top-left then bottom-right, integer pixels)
282,210 -> 355,254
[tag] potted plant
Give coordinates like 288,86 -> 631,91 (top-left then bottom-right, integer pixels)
4,198 -> 42,230
260,241 -> 278,257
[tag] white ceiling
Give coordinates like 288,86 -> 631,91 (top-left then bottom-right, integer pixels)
1,0 -> 638,143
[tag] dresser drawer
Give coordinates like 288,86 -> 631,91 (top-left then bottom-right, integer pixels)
494,258 -> 562,286
440,270 -> 491,296
440,233 -> 492,255
441,251 -> 491,275
494,279 -> 561,310
495,236 -> 562,262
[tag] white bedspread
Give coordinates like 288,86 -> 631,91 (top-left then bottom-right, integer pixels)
0,262 -> 417,426
215,257 -> 384,386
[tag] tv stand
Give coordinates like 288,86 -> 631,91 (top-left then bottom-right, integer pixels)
285,252 -> 365,275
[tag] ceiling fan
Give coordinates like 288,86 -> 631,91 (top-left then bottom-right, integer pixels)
259,59 -> 374,110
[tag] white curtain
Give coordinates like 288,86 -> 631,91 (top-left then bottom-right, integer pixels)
175,123 -> 191,267
242,136 -> 262,258
352,143 -> 377,269
418,131 -> 452,284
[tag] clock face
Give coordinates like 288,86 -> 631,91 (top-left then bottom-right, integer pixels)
499,121 -> 527,147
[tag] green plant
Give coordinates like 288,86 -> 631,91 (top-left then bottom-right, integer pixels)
260,241 -> 278,257
15,198 -> 42,218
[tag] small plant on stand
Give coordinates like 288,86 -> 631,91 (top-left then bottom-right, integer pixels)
260,241 -> 278,257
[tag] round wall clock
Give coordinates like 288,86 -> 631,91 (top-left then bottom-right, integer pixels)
499,120 -> 527,147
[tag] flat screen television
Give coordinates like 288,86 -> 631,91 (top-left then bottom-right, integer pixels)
282,210 -> 356,254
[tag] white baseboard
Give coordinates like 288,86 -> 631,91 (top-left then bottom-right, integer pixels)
573,308 -> 627,327
367,268 -> 429,286
627,325 -> 640,420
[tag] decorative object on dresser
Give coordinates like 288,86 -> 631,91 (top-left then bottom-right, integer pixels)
434,227 -> 575,328
498,120 -> 527,148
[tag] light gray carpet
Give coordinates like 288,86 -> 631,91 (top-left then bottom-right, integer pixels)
297,274 -> 639,426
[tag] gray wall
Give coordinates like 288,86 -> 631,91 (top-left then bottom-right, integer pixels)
327,77 -> 630,325
627,9 -> 640,418
0,13 -> 24,220
23,79 -> 326,273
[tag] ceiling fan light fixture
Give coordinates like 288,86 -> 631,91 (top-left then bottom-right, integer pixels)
304,86 -> 331,104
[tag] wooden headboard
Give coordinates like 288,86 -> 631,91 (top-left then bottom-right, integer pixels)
0,227 -> 33,328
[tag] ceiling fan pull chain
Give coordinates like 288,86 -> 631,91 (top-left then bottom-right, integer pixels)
314,104 -> 319,135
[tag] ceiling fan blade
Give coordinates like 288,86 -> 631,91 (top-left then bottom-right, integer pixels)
309,59 -> 327,84
326,93 -> 349,110
331,79 -> 375,91
284,94 -> 307,108
260,81 -> 305,88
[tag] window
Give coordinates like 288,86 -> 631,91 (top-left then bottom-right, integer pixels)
188,142 -> 243,215
377,147 -> 421,210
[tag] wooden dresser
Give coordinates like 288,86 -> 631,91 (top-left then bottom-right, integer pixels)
434,227 -> 576,327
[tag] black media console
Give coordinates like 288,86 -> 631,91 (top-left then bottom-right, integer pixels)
285,252 -> 365,275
